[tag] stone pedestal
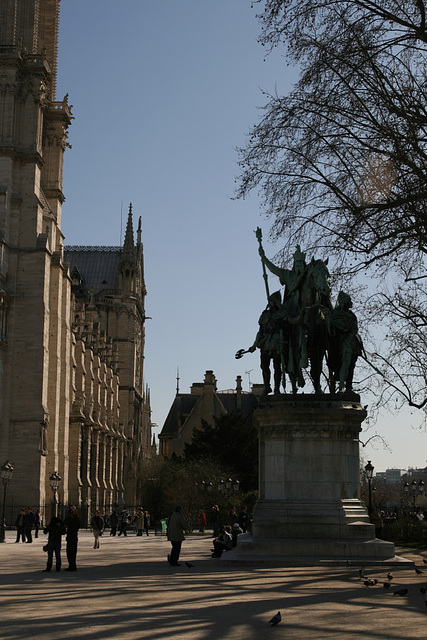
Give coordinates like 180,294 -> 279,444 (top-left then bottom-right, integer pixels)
234,395 -> 395,562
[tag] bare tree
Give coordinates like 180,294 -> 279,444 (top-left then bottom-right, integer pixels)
237,0 -> 427,412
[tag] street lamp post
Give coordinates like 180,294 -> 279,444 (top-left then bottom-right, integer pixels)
364,461 -> 374,513
49,471 -> 61,518
218,478 -> 240,509
0,461 -> 14,543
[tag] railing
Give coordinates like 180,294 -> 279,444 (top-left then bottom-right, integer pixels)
382,516 -> 427,545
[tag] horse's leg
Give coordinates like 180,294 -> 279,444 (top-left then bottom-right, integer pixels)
288,373 -> 298,394
308,345 -> 323,394
273,356 -> 282,394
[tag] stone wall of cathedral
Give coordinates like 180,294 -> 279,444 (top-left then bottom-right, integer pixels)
0,2 -> 153,523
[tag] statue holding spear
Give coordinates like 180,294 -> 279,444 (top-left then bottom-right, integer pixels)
235,228 -> 289,394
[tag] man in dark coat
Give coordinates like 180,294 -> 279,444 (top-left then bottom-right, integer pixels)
15,508 -> 26,543
109,509 -> 119,536
167,506 -> 187,567
64,505 -> 80,571
24,507 -> 35,543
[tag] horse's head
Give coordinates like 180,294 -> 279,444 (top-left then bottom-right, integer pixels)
308,258 -> 331,303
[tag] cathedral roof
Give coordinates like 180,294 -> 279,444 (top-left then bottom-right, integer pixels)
64,246 -> 121,294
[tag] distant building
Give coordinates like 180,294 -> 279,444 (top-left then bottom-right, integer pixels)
159,370 -> 260,458
374,472 -> 386,480
385,468 -> 404,483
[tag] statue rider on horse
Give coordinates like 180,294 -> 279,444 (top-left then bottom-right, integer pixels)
257,243 -> 308,391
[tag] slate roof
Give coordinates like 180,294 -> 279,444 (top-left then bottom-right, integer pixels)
160,390 -> 258,438
64,246 -> 122,294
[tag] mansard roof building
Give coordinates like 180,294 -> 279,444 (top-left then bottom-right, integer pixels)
0,1 -> 152,517
159,370 -> 260,458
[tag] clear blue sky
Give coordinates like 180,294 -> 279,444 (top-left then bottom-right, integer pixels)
57,0 -> 426,473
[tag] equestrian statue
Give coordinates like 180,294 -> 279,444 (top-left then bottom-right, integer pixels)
236,228 -> 363,395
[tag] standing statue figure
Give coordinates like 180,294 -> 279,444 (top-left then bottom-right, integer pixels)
328,291 -> 363,393
246,291 -> 284,395
258,243 -> 308,389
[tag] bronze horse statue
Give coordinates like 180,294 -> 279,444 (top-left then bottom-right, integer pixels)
298,258 -> 333,393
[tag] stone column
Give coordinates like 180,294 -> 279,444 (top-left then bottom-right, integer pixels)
235,395 -> 395,561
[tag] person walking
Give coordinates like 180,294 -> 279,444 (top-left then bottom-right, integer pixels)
42,516 -> 66,572
136,507 -> 144,536
15,508 -> 26,543
34,509 -> 42,539
198,510 -> 207,533
118,509 -> 129,536
109,509 -> 119,536
24,507 -> 35,543
210,505 -> 220,537
90,510 -> 104,549
64,505 -> 80,571
143,510 -> 150,536
167,505 -> 187,567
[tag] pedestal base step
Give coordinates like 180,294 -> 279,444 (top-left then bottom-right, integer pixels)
228,534 -> 395,564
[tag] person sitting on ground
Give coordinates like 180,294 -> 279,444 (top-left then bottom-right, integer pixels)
238,506 -> 249,533
231,522 -> 243,547
212,526 -> 233,557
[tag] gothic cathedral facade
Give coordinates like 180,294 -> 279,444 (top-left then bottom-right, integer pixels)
0,1 -> 152,517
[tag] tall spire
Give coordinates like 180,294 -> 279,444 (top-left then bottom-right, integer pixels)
122,203 -> 135,255
137,216 -> 142,246
119,203 -> 136,293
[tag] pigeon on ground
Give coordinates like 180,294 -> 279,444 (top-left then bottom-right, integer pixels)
420,586 -> 427,594
185,562 -> 194,568
393,588 -> 408,596
268,612 -> 281,626
383,582 -> 391,589
415,567 -> 424,575
364,579 -> 377,587
387,572 -> 393,581
423,558 -> 427,564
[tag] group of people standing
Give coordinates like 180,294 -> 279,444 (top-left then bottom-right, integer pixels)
15,507 -> 41,543
19,502 -> 247,573
43,505 -> 80,573
108,507 -> 151,537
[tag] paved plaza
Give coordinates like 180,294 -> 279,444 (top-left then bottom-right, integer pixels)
1,530 -> 426,640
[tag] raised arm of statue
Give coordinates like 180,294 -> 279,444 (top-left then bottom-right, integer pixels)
261,253 -> 290,285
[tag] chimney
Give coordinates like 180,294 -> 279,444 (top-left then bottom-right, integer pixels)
236,375 -> 242,411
